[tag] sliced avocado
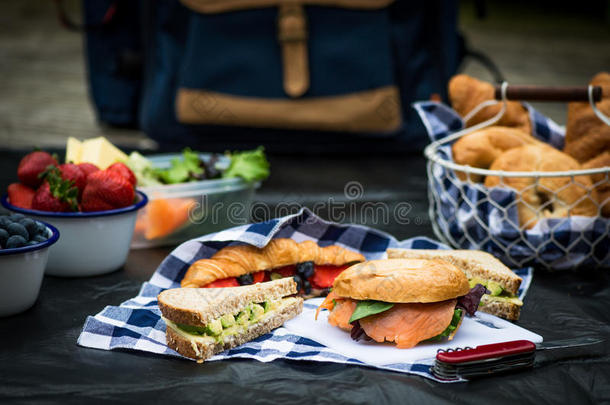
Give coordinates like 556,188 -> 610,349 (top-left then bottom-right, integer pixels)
220,325 -> 241,338
250,304 -> 265,321
468,277 -> 487,289
236,308 -> 250,325
220,313 -> 236,328
177,323 -> 206,335
270,272 -> 282,281
486,281 -> 503,296
204,319 -> 223,336
262,301 -> 271,313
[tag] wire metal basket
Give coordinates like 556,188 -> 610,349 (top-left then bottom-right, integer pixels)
423,83 -> 610,270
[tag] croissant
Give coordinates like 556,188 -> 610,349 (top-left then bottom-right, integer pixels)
583,151 -> 610,217
451,126 -> 539,182
485,144 -> 598,228
448,74 -> 531,134
181,238 -> 365,288
564,72 -> 610,163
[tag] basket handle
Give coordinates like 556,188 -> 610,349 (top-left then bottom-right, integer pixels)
493,85 -> 603,102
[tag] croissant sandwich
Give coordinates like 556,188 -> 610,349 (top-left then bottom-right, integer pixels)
181,238 -> 366,297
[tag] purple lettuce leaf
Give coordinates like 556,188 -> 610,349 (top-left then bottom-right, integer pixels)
350,320 -> 372,342
456,284 -> 490,316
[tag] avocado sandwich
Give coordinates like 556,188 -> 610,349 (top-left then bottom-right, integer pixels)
158,278 -> 303,361
386,249 -> 523,321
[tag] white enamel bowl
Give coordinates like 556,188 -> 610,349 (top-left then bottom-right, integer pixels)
0,221 -> 59,316
1,191 -> 148,277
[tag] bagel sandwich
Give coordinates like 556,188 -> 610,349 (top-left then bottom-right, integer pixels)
158,278 -> 303,362
387,249 -> 523,321
181,238 -> 365,298
316,259 -> 488,349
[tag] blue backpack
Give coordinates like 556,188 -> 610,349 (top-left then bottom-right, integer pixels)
84,0 -> 462,153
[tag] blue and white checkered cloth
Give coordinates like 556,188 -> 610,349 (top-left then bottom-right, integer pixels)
413,101 -> 609,270
78,208 -> 532,383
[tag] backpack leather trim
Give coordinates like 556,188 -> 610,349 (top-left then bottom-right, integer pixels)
278,3 -> 309,98
176,85 -> 402,133
181,0 -> 394,13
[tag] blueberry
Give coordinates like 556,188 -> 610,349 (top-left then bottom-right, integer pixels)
303,280 -> 312,295
26,240 -> 38,246
6,235 -> 26,249
296,261 -> 315,279
293,275 -> 303,292
33,234 -> 48,243
7,223 -> 28,240
237,273 -> 254,285
18,218 -> 38,238
34,221 -> 47,237
9,213 -> 25,221
0,228 -> 8,247
0,216 -> 11,230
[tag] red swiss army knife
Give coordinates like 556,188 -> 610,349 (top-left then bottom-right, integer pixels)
431,337 -> 604,381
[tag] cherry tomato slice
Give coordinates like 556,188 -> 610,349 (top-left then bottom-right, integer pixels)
310,265 -> 350,289
205,277 -> 239,288
252,271 -> 267,284
274,265 -> 296,277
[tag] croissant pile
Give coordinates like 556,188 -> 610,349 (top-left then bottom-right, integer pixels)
447,73 -> 609,227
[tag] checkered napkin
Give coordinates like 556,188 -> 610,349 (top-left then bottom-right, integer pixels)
413,101 -> 609,270
78,208 -> 532,383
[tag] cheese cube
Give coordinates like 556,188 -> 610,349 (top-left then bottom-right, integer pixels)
79,137 -> 128,169
65,137 -> 83,164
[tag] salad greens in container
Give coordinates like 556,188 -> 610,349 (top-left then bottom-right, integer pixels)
127,147 -> 269,249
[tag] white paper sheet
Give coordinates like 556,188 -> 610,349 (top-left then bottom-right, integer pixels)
283,298 -> 543,366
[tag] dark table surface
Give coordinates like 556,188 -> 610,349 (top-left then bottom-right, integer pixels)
1,149 -> 609,405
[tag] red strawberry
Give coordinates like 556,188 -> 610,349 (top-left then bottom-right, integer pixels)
31,167 -> 79,212
7,183 -> 35,209
77,162 -> 100,179
59,163 -> 86,198
32,182 -> 77,212
107,162 -> 137,187
17,151 -> 58,188
81,170 -> 135,212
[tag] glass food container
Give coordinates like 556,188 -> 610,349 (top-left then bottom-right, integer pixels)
130,154 -> 259,249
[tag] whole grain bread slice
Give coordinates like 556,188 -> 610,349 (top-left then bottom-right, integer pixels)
158,277 -> 297,327
166,298 -> 303,361
479,296 -> 521,321
386,249 -> 522,295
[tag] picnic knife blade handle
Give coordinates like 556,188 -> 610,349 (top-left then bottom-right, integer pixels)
436,340 -> 536,364
494,85 -> 602,102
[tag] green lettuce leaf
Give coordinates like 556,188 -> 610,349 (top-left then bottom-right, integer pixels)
125,152 -> 163,187
222,147 -> 270,183
348,300 -> 394,323
154,148 -> 204,184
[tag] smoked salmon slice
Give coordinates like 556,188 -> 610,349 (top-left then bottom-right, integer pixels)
359,299 -> 457,349
327,300 -> 357,331
316,291 -> 355,331
315,290 -> 340,320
